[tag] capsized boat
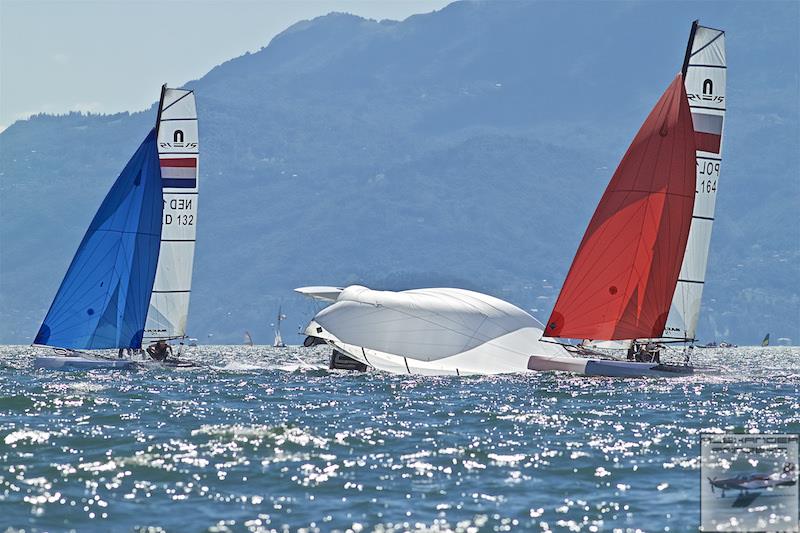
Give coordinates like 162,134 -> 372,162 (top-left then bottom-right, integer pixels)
532,21 -> 727,377
33,85 -> 199,370
297,285 -> 570,375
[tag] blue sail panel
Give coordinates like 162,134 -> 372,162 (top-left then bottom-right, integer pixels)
34,129 -> 163,350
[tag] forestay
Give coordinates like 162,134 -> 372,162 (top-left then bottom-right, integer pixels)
662,22 -> 727,342
34,131 -> 163,350
144,87 -> 199,343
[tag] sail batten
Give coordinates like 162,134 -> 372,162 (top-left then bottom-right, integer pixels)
545,74 -> 696,341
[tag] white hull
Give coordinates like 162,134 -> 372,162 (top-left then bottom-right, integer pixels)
327,342 -> 698,378
34,355 -> 135,370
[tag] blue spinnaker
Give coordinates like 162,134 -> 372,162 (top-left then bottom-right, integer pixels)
34,129 -> 163,350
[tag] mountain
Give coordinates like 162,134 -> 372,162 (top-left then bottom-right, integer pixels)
1,1 -> 798,346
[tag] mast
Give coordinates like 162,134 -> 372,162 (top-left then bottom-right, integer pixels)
155,83 -> 167,135
681,21 -> 699,79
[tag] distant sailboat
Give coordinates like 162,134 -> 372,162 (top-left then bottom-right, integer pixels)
762,333 -> 770,347
273,307 -> 287,348
244,331 -> 254,346
33,85 -> 199,370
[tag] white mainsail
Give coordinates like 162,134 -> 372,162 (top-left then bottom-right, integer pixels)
144,86 -> 199,343
662,22 -> 726,342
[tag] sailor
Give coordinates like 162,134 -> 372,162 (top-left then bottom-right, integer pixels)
627,343 -> 636,361
146,340 -> 172,361
634,344 -> 649,362
646,342 -> 661,364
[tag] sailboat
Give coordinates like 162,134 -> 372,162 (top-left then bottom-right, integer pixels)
33,85 -> 199,370
244,331 -> 255,346
295,21 -> 725,378
761,333 -> 770,347
530,21 -> 726,377
272,307 -> 287,348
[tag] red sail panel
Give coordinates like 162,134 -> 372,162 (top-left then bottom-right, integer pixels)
545,74 -> 696,340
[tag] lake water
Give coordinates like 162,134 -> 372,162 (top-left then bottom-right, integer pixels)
1,345 -> 798,532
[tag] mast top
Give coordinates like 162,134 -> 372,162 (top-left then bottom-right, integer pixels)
681,20 -> 699,79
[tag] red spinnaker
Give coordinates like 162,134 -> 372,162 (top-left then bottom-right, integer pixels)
545,74 -> 696,341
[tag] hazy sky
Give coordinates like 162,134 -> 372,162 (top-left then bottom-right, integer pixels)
0,0 -> 450,131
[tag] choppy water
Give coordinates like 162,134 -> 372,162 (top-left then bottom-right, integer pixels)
1,345 -> 798,532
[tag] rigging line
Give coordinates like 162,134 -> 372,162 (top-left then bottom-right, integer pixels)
690,31 -> 724,59
160,90 -> 193,114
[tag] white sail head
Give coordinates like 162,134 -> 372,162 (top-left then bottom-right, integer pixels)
663,23 -> 726,342
144,87 -> 199,342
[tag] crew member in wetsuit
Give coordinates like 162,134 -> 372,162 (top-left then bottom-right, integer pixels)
146,340 -> 172,361
634,343 -> 656,362
646,342 -> 661,364
627,343 -> 636,361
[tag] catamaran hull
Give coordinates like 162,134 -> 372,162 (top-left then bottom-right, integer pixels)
34,356 -> 135,370
527,355 -> 694,377
323,343 -> 696,378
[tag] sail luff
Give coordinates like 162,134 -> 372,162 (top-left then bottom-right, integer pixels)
544,74 -> 696,341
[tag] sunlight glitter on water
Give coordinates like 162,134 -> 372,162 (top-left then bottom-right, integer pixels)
1,345 -> 798,531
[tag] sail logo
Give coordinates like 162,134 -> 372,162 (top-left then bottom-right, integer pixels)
160,129 -> 197,150
701,433 -> 799,532
687,78 -> 724,104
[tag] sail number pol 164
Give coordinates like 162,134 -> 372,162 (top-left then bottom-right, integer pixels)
697,160 -> 720,194
163,198 -> 194,226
